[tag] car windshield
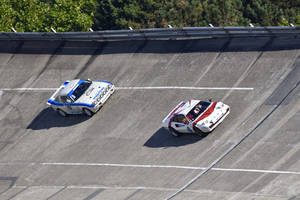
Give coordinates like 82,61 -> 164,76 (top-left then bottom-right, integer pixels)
69,80 -> 92,102
186,101 -> 211,121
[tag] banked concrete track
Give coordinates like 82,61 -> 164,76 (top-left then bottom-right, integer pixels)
0,37 -> 299,200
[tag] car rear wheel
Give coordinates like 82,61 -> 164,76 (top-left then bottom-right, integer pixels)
57,109 -> 67,117
83,108 -> 94,117
169,127 -> 181,137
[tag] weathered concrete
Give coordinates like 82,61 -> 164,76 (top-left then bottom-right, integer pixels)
0,37 -> 299,200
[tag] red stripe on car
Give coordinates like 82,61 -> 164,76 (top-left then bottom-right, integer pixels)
193,102 -> 217,126
167,102 -> 185,119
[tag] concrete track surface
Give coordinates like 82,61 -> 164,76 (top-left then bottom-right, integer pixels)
0,37 -> 299,200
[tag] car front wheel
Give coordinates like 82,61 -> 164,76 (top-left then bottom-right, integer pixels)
193,126 -> 206,137
83,108 -> 94,117
57,109 -> 67,117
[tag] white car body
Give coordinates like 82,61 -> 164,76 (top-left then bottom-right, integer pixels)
162,100 -> 230,136
47,79 -> 115,116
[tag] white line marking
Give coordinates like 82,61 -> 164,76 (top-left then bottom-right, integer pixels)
116,86 -> 254,90
41,162 -> 204,170
67,186 -> 176,191
212,168 -> 300,175
1,162 -> 299,175
0,88 -> 57,91
0,86 -> 254,92
13,185 -> 178,192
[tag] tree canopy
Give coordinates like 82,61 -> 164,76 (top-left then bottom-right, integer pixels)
93,0 -> 300,30
0,0 -> 97,32
0,0 -> 299,32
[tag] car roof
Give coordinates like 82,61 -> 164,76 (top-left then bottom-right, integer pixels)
58,79 -> 81,97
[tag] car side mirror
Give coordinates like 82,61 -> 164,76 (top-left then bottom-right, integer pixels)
208,99 -> 212,102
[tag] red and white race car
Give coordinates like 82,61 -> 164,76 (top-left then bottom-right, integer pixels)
162,100 -> 230,136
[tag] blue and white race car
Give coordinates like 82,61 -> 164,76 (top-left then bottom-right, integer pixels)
47,79 -> 115,117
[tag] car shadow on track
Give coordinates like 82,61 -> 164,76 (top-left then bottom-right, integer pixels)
26,108 -> 89,130
144,128 -> 205,148
0,177 -> 17,195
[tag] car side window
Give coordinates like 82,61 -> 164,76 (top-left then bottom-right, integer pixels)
66,98 -> 72,103
55,96 -> 61,102
59,96 -> 68,103
172,115 -> 189,125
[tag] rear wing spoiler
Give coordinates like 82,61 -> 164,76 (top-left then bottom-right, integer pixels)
46,81 -> 70,105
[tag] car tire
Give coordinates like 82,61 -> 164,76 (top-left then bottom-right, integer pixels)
193,126 -> 205,137
57,109 -> 67,117
169,127 -> 181,137
83,108 -> 94,117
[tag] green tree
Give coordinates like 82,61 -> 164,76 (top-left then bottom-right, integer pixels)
201,0 -> 249,26
242,0 -> 300,26
45,0 -> 98,32
0,0 -> 98,32
93,0 -> 299,30
93,0 -> 162,30
0,0 -> 49,32
158,0 -> 205,27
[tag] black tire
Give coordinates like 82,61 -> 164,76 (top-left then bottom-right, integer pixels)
83,108 -> 94,117
193,126 -> 205,137
57,109 -> 67,117
169,127 -> 181,137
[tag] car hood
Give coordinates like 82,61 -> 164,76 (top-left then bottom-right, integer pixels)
194,102 -> 229,126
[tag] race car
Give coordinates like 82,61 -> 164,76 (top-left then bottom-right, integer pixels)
162,100 -> 230,136
47,79 -> 115,117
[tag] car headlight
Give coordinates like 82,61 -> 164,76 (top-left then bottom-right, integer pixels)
202,120 -> 213,127
216,104 -> 224,109
201,121 -> 209,127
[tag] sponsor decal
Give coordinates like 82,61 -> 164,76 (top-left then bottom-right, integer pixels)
86,87 -> 94,96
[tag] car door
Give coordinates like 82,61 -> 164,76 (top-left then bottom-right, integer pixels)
59,96 -> 79,114
58,96 -> 72,114
171,114 -> 190,133
66,96 -> 83,114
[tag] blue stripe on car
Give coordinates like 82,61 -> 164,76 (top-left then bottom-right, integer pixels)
48,99 -> 64,106
47,99 -> 94,108
97,81 -> 113,85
